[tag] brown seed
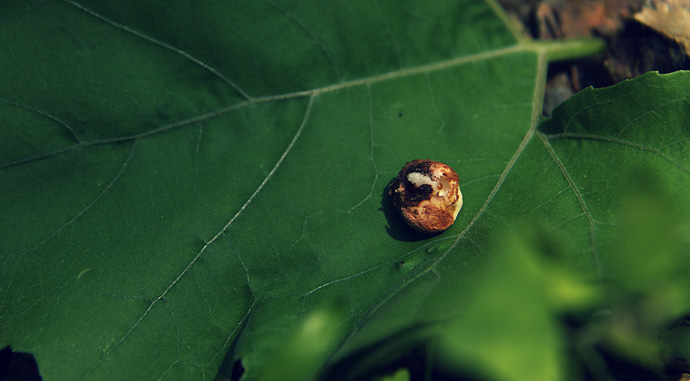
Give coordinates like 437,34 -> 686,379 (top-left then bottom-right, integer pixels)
389,159 -> 463,234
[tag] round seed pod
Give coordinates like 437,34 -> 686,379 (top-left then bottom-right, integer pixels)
389,159 -> 463,234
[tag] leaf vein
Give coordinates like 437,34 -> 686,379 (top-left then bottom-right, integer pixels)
267,1 -> 342,81
0,99 -> 82,143
529,185 -> 570,214
349,84 -> 379,212
546,132 -> 690,175
538,131 -> 601,278
2,141 -> 137,266
86,95 -> 315,375
2,45 -> 524,168
63,0 -> 251,100
374,0 -> 404,69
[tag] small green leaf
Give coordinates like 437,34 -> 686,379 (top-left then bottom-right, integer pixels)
438,232 -> 567,381
259,304 -> 343,381
376,368 -> 411,381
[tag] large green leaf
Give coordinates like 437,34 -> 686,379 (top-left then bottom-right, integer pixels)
3,0 -> 687,380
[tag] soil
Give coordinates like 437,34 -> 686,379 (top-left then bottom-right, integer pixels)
497,0 -> 690,115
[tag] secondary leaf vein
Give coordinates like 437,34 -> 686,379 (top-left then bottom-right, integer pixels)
2,141 -> 137,266
538,131 -> 601,278
63,0 -> 251,100
546,132 -> 690,175
2,45 -> 524,169
86,95 -> 315,375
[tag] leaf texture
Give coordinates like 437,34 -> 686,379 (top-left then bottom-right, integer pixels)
1,0 -> 687,379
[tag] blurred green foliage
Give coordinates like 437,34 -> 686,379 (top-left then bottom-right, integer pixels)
331,169 -> 690,380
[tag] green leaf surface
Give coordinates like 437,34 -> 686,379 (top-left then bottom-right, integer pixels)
0,0 -> 687,379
